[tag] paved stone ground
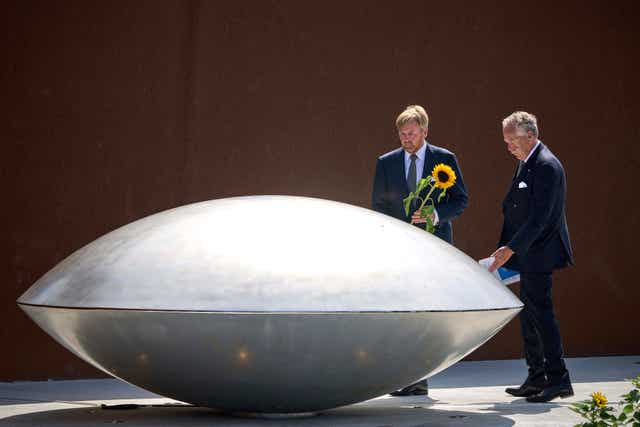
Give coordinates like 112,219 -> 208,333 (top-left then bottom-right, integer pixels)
1,356 -> 638,426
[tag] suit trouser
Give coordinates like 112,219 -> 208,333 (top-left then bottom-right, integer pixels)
519,272 -> 568,382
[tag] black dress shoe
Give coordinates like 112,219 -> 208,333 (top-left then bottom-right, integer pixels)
526,383 -> 574,402
389,381 -> 429,396
389,389 -> 413,396
505,371 -> 547,397
505,383 -> 544,397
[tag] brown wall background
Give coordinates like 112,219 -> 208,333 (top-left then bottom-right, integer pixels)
2,1 -> 639,380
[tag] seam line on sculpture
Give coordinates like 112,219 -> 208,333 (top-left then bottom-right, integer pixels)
17,302 -> 522,313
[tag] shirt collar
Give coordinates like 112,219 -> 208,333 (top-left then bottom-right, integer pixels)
523,139 -> 541,163
404,140 -> 427,161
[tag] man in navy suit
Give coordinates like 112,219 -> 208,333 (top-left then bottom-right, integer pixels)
372,105 -> 468,242
489,111 -> 574,403
372,105 -> 468,395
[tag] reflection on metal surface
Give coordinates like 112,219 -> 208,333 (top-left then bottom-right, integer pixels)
18,196 -> 522,413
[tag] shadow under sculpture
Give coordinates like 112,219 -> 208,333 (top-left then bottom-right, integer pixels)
18,196 -> 522,414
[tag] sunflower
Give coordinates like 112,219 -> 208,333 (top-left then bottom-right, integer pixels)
591,391 -> 608,408
431,163 -> 456,190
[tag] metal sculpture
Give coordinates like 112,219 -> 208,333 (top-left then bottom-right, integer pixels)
18,196 -> 522,414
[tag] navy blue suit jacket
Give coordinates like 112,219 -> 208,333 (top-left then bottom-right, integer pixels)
499,143 -> 574,273
372,143 -> 468,244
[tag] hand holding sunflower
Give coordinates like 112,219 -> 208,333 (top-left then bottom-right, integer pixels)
403,163 -> 457,234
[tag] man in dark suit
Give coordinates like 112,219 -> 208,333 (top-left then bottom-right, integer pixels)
372,105 -> 468,395
489,111 -> 574,403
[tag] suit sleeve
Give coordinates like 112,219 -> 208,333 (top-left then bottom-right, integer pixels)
507,162 -> 561,255
372,158 -> 390,214
434,154 -> 468,223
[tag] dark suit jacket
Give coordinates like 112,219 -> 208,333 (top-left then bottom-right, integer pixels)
499,142 -> 574,273
372,143 -> 468,243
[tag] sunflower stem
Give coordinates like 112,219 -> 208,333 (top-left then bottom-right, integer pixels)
418,185 -> 437,212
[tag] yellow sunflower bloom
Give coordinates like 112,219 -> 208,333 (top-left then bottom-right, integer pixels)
432,163 -> 456,190
591,391 -> 608,408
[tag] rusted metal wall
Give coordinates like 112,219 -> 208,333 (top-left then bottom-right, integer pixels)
2,1 -> 638,380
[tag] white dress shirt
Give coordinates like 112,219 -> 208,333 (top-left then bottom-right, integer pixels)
523,140 -> 542,163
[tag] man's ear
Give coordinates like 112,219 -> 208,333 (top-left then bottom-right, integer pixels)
423,127 -> 429,139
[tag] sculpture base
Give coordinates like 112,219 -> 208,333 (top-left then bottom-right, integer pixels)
233,411 -> 317,419
18,304 -> 521,413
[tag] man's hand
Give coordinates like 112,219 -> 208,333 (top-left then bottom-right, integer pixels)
489,246 -> 514,272
411,210 -> 435,224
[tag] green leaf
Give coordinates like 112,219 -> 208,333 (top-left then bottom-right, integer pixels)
403,193 -> 414,216
421,205 -> 435,216
426,222 -> 435,233
416,177 -> 430,195
418,205 -> 436,234
628,375 -> 640,388
624,404 -> 634,414
438,188 -> 447,203
572,401 -> 590,411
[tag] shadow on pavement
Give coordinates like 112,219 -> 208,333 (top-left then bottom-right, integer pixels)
430,356 -> 640,389
0,402 -> 519,426
0,379 -> 158,407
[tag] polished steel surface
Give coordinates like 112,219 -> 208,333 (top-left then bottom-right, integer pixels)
18,195 -> 523,413
18,196 -> 520,312
20,306 -> 519,413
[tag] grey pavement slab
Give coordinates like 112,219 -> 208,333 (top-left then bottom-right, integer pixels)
1,356 -> 638,426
